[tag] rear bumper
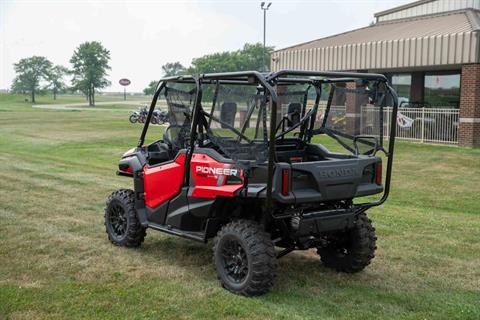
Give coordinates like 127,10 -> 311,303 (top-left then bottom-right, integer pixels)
272,157 -> 383,204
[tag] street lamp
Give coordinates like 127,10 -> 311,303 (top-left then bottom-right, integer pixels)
261,2 -> 272,72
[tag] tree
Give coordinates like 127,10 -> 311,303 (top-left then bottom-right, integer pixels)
143,62 -> 185,95
161,62 -> 185,77
189,43 -> 274,74
47,65 -> 69,100
11,56 -> 52,103
143,80 -> 158,95
239,43 -> 274,71
70,41 -> 111,106
189,51 -> 238,74
143,43 -> 274,98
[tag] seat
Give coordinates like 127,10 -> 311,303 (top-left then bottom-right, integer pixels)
147,141 -> 172,165
286,102 -> 302,128
220,102 -> 237,128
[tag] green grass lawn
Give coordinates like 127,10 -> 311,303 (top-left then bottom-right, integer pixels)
0,94 -> 479,319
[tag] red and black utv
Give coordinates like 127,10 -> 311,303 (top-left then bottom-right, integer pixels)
105,70 -> 398,296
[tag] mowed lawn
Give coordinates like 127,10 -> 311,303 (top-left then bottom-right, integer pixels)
0,94 -> 479,319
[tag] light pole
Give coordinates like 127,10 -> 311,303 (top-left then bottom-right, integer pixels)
261,2 -> 272,72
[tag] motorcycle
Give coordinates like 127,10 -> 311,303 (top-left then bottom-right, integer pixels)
129,106 -> 148,123
129,107 -> 169,125
152,110 -> 169,125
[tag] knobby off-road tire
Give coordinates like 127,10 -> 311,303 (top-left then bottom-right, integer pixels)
104,189 -> 146,247
129,114 -> 137,123
213,220 -> 277,296
318,212 -> 377,273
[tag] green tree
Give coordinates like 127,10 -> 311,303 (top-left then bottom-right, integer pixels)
189,51 -> 238,74
162,62 -> 186,77
143,80 -> 158,95
11,56 -> 52,103
143,62 -> 185,96
240,43 -> 274,71
70,41 -> 111,106
189,43 -> 274,74
47,65 -> 69,100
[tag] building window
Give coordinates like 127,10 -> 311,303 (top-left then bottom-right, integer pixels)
424,73 -> 460,108
390,74 -> 411,106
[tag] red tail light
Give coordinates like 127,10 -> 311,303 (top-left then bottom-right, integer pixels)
282,169 -> 290,196
375,162 -> 382,185
119,164 -> 133,174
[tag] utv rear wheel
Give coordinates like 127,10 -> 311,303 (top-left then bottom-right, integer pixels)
318,212 -> 376,273
104,189 -> 146,247
213,220 -> 276,296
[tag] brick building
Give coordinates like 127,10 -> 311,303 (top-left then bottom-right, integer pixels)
271,0 -> 480,147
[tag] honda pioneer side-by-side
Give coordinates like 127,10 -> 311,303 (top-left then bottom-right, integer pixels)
104,70 -> 399,296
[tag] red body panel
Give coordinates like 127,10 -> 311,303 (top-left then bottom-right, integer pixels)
143,153 -> 186,208
190,153 -> 243,199
142,152 -> 243,208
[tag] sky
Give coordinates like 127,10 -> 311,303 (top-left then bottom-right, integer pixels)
0,0 -> 412,92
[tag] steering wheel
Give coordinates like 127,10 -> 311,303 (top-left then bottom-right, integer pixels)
163,125 -> 190,149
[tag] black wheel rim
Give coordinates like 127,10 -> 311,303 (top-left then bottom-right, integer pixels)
328,232 -> 353,258
108,203 -> 127,238
221,237 -> 248,284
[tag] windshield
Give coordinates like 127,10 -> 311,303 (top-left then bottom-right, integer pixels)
164,83 -> 197,152
143,82 -> 196,149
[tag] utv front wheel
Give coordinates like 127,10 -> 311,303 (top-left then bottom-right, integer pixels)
213,220 -> 276,296
318,212 -> 377,273
104,189 -> 146,247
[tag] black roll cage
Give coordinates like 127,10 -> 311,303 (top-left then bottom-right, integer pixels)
138,70 -> 398,215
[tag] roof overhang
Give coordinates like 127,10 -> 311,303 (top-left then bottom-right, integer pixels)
272,9 -> 480,72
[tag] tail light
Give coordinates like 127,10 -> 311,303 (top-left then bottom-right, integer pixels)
119,164 -> 132,173
118,164 -> 133,177
282,169 -> 290,196
375,161 -> 382,185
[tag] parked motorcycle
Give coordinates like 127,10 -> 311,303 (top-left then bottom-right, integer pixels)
129,107 -> 169,125
152,110 -> 169,125
129,106 -> 148,123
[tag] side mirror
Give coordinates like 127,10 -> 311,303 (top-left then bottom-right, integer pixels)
353,135 -> 380,156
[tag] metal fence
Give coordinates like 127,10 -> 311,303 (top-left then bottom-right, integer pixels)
361,106 -> 459,145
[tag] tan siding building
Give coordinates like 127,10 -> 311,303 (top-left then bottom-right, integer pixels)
271,0 -> 480,147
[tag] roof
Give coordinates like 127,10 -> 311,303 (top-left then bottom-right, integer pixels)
374,0 -> 480,23
275,9 -> 480,53
374,0 -> 435,18
271,9 -> 480,71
